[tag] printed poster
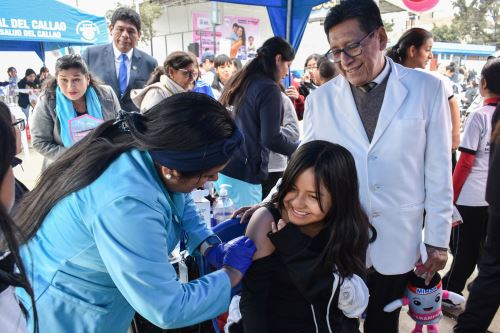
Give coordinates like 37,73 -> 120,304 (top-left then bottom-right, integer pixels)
192,12 -> 260,61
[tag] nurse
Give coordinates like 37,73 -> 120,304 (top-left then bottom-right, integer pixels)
14,92 -> 256,333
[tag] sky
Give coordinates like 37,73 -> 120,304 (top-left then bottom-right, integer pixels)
59,0 -> 122,16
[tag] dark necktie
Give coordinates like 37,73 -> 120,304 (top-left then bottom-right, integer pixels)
357,81 -> 377,93
118,53 -> 128,97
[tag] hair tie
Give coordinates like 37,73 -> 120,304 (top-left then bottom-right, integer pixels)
113,110 -> 141,133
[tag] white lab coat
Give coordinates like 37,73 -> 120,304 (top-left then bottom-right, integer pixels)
302,58 -> 453,275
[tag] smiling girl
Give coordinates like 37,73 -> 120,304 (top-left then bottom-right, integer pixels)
240,140 -> 376,333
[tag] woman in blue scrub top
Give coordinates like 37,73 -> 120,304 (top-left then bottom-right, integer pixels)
14,92 -> 256,333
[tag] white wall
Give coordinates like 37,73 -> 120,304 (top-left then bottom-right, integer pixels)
293,21 -> 330,71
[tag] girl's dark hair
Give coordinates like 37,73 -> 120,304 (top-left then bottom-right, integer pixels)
211,54 -> 232,92
386,28 -> 432,65
220,36 -> 295,111
14,92 -> 238,243
0,102 -> 38,331
304,53 -> 321,68
146,51 -> 195,86
273,141 -> 375,278
481,58 -> 500,95
44,54 -> 102,95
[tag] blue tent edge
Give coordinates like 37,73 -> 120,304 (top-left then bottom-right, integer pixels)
213,0 -> 325,50
0,0 -> 109,62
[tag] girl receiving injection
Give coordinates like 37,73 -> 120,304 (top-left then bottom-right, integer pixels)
240,140 -> 376,333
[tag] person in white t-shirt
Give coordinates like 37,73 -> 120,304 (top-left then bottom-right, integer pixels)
386,28 -> 461,169
441,58 -> 500,305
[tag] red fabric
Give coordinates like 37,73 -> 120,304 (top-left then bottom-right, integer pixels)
290,77 -> 305,120
453,152 -> 476,202
293,95 -> 305,120
483,97 -> 500,106
217,312 -> 228,331
26,122 -> 31,141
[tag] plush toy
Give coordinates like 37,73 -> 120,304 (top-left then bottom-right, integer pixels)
384,271 -> 465,333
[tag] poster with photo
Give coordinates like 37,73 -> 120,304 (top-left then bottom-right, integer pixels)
192,12 -> 260,61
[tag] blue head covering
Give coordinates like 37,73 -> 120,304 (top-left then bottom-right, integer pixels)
149,128 -> 243,172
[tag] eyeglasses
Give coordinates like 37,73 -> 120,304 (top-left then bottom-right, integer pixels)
12,118 -> 25,131
325,29 -> 377,63
305,66 -> 318,71
177,68 -> 198,80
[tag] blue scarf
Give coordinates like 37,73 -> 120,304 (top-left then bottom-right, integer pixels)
56,86 -> 103,147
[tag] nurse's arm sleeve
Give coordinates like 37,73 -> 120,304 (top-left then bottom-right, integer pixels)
92,196 -> 231,329
181,193 -> 213,254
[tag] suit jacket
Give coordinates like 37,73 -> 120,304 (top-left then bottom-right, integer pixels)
302,58 -> 453,275
82,43 -> 158,112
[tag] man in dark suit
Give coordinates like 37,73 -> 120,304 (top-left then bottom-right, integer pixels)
82,7 -> 157,112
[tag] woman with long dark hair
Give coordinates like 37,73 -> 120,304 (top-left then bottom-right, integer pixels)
230,25 -> 246,59
0,101 -> 37,333
30,54 -> 120,170
219,36 -> 299,207
386,28 -> 461,168
14,93 -> 256,333
132,51 -> 197,112
240,141 -> 375,333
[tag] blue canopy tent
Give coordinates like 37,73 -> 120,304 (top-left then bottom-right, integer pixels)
0,0 -> 109,62
213,0 -> 326,50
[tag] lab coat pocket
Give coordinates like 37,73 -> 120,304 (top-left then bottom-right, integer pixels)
46,270 -> 118,318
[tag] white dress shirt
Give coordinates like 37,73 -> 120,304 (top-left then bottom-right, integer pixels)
112,44 -> 133,87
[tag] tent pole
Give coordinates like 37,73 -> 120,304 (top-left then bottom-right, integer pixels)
285,0 -> 292,42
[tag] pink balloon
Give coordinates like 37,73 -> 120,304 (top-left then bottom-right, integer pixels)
402,0 -> 439,12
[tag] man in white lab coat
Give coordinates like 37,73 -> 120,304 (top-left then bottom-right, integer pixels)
302,1 -> 453,332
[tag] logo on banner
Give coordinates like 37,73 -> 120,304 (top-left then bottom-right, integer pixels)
76,20 -> 99,42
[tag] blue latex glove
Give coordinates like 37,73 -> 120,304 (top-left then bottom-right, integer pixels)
223,236 -> 256,275
205,244 -> 225,269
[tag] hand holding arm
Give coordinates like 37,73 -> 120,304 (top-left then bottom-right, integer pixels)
231,204 -> 260,224
222,236 -> 256,277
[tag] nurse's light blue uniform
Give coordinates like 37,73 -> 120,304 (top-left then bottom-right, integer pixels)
17,150 -> 231,333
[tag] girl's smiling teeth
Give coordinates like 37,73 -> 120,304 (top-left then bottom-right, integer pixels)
292,208 -> 309,216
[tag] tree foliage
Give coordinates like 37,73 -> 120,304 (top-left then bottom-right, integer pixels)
431,24 -> 461,43
431,0 -> 499,47
383,19 -> 395,34
106,1 -> 163,45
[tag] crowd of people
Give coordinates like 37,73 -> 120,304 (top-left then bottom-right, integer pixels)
1,1 -> 500,333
